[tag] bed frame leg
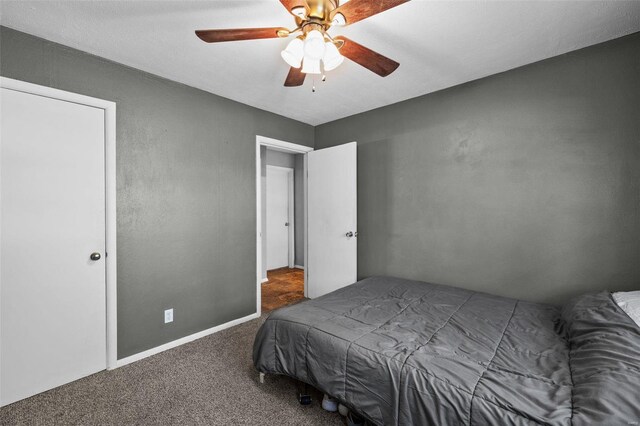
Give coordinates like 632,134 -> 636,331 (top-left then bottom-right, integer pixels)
259,372 -> 265,384
298,383 -> 312,405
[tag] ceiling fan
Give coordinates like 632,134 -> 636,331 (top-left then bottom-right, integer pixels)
195,0 -> 410,87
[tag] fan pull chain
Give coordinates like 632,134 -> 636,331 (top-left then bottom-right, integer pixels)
312,74 -> 327,93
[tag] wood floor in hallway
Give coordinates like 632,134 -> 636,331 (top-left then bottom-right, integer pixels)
262,267 -> 305,313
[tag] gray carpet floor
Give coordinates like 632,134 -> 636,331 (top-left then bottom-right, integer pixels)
0,316 -> 344,425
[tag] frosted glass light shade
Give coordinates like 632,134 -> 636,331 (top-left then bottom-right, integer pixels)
301,57 -> 321,74
303,30 -> 326,60
291,6 -> 306,18
322,42 -> 344,71
331,12 -> 346,26
281,38 -> 304,68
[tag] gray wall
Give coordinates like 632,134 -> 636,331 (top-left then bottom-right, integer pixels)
0,27 -> 314,358
261,149 -> 304,281
315,32 -> 640,305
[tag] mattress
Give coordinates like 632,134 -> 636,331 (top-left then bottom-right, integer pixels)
253,276 -> 640,425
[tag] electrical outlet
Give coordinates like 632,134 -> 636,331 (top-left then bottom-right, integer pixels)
164,308 -> 174,323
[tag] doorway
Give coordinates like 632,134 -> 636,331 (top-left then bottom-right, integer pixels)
0,77 -> 117,406
256,136 -> 312,315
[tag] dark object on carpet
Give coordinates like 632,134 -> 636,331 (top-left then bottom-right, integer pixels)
254,276 -> 640,425
0,316 -> 342,425
299,393 -> 313,406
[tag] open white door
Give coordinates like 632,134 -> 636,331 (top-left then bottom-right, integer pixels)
307,142 -> 357,298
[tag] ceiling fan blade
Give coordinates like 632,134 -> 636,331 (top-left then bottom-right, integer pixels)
331,0 -> 410,25
335,36 -> 399,77
280,0 -> 308,15
284,67 -> 306,87
195,27 -> 287,43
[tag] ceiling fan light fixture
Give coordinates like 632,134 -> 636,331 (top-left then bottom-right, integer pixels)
301,57 -> 321,74
195,0 -> 409,87
322,41 -> 344,71
281,37 -> 304,68
303,30 -> 326,60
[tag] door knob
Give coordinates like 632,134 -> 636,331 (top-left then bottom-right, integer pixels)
90,252 -> 101,261
346,231 -> 354,238
285,222 -> 289,227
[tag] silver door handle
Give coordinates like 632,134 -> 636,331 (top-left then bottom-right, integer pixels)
346,231 -> 354,238
285,222 -> 289,227
90,252 -> 101,261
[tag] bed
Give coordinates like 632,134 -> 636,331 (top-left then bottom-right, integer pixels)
253,276 -> 640,425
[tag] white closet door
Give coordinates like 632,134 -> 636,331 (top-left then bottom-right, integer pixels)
1,88 -> 107,406
266,167 -> 291,270
307,142 -> 357,298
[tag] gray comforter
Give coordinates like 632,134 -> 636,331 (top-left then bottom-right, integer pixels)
253,276 -> 640,425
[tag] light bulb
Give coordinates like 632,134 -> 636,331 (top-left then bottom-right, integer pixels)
281,38 -> 304,68
301,57 -> 321,74
303,30 -> 326,60
322,41 -> 344,71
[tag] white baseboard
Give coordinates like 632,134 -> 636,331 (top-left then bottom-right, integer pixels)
294,265 -> 305,270
261,278 -> 269,283
112,312 -> 259,369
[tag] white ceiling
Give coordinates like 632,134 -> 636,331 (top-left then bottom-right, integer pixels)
2,1 -> 639,125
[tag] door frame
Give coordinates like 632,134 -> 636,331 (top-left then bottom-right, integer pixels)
265,165 -> 295,269
0,77 -> 118,370
256,136 -> 312,316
